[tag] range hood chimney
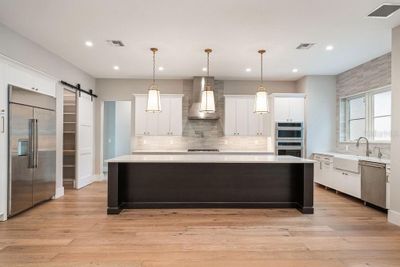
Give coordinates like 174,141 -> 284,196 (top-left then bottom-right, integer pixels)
188,77 -> 219,120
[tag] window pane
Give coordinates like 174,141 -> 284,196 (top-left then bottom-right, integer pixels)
349,119 -> 365,141
349,97 -> 365,120
374,116 -> 391,141
374,91 -> 391,117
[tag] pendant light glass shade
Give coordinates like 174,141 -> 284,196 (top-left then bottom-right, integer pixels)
200,48 -> 216,113
146,48 -> 161,112
200,86 -> 216,113
254,49 -> 270,114
146,84 -> 161,112
254,86 -> 269,113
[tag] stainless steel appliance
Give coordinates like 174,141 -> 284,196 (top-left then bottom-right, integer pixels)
276,122 -> 303,139
8,85 -> 56,217
275,122 -> 304,157
360,160 -> 387,209
276,140 -> 303,157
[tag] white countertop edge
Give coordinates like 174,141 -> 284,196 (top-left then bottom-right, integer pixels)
132,150 -> 275,154
107,154 -> 316,164
313,151 -> 390,165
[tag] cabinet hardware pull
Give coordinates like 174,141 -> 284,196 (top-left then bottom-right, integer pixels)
1,116 -> 4,133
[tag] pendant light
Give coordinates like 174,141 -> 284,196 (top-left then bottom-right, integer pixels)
254,49 -> 269,114
146,48 -> 161,112
200,48 -> 216,113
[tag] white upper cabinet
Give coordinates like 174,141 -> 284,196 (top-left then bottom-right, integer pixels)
5,62 -> 56,97
224,96 -> 270,136
273,94 -> 305,123
168,96 -> 183,136
134,94 -> 183,136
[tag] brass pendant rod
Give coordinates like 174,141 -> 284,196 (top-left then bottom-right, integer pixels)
150,48 -> 158,84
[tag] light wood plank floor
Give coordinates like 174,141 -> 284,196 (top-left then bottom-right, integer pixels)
1,182 -> 400,267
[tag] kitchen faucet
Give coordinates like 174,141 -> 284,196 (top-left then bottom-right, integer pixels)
356,137 -> 371,157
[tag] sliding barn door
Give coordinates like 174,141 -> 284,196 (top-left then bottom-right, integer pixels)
76,93 -> 94,189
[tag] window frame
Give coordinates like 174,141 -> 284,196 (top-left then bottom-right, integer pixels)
340,85 -> 391,143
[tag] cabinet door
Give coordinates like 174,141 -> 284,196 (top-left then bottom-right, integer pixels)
224,98 -> 237,136
334,169 -> 361,198
288,97 -> 305,122
145,112 -> 159,136
313,157 -> 323,184
169,97 -> 182,136
247,98 -> 259,136
274,97 -> 290,122
6,64 -> 33,90
34,75 -> 56,97
235,98 -> 248,136
321,161 -> 334,188
157,97 -> 170,135
134,96 -> 148,136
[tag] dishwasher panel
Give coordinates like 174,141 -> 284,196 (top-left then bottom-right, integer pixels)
360,161 -> 386,209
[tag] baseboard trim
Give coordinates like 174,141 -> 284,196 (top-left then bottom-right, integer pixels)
76,175 -> 97,189
95,173 -> 107,181
388,210 -> 400,226
53,186 -> 64,199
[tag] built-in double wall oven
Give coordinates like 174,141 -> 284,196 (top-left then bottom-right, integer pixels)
275,122 -> 304,157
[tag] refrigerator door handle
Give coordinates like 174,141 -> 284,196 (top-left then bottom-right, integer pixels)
34,119 -> 38,168
28,119 -> 35,168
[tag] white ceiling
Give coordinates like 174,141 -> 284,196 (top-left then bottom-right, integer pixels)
0,0 -> 399,80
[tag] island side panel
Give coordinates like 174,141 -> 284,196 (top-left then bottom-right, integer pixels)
107,162 -> 122,214
298,163 -> 314,214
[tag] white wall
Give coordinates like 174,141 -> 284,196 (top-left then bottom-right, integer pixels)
115,101 -> 132,156
389,25 -> 400,226
296,76 -> 337,158
0,23 -> 95,220
224,80 -> 296,95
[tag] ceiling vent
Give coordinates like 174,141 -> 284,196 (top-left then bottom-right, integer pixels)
296,43 -> 315,50
368,4 -> 400,18
106,40 -> 125,47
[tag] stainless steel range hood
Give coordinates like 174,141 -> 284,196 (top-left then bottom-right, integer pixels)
188,77 -> 219,120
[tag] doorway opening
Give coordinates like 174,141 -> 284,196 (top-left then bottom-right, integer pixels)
103,101 -> 132,173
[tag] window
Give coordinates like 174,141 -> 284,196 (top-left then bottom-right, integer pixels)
373,90 -> 391,141
341,87 -> 391,142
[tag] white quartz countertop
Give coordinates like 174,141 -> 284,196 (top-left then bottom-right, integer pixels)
107,154 -> 316,164
313,152 -> 390,165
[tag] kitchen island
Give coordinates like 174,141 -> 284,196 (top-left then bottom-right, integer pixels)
107,154 -> 315,215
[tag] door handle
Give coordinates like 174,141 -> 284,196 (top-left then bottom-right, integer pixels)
34,119 -> 38,168
28,119 -> 35,168
1,116 -> 4,133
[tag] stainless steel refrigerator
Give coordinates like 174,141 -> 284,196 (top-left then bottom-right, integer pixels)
8,85 -> 56,217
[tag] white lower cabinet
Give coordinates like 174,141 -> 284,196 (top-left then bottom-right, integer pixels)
332,169 -> 361,198
313,154 -> 362,200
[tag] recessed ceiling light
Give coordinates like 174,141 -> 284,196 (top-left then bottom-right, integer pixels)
158,66 -> 164,71
202,67 -> 207,72
326,45 -> 334,51
292,68 -> 299,73
85,41 -> 93,47
245,68 -> 252,72
113,65 -> 119,70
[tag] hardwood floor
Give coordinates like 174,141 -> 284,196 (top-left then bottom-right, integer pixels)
1,182 -> 400,267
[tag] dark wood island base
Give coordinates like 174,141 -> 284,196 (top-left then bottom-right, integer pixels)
107,157 -> 314,215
